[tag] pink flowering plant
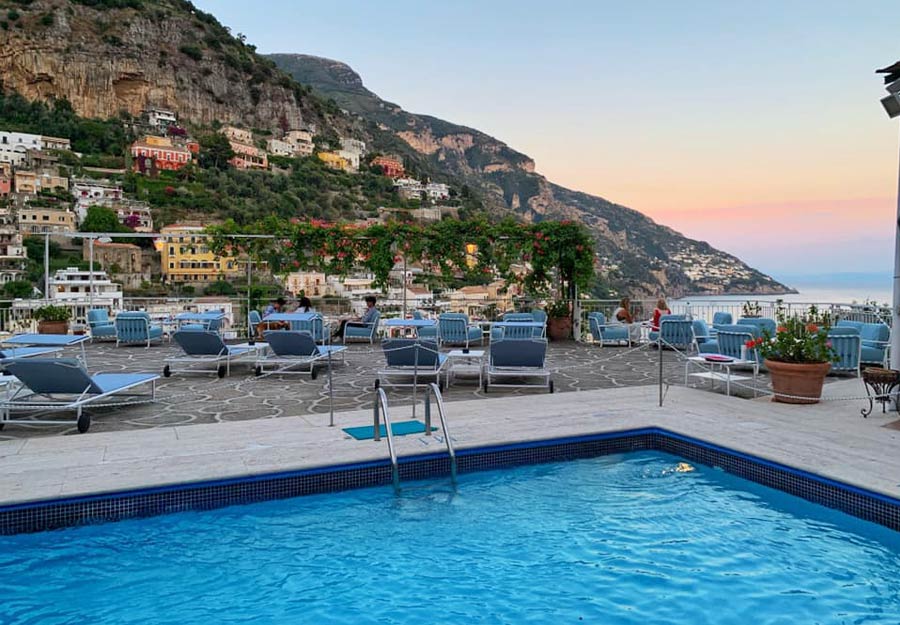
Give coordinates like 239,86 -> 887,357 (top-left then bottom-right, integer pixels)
750,306 -> 837,364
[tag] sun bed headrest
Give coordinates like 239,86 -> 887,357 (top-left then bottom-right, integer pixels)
382,339 -> 441,367
264,330 -> 318,357
5,358 -> 100,394
490,339 -> 547,368
173,330 -> 227,356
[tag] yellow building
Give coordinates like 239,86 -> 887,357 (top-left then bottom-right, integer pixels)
158,224 -> 241,284
317,151 -> 351,172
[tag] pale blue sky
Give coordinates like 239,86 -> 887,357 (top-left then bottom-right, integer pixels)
195,0 -> 900,281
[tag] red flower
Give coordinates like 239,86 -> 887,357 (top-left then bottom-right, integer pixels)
806,323 -> 819,333
755,337 -> 765,346
745,339 -> 756,349
777,326 -> 787,333
292,260 -> 299,268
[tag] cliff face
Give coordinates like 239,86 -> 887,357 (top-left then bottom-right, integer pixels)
270,54 -> 790,297
0,0 -> 337,132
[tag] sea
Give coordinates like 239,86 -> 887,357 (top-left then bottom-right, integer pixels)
673,272 -> 893,307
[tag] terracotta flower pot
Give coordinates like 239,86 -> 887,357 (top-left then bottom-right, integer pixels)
37,320 -> 69,335
547,316 -> 572,341
764,359 -> 831,404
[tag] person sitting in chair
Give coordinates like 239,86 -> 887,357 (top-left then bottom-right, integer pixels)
334,295 -> 378,340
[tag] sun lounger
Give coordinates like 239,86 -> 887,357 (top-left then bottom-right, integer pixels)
0,346 -> 62,362
256,331 -> 346,378
164,331 -> 254,378
0,358 -> 159,433
483,338 -> 553,393
376,338 -> 447,389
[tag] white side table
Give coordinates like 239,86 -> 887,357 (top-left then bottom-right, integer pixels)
446,349 -> 485,387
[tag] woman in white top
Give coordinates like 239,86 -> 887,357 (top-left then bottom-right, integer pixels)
612,297 -> 641,342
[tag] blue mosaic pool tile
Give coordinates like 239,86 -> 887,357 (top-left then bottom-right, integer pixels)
3,428 -> 900,535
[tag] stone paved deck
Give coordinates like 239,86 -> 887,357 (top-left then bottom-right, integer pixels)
0,339 -> 750,439
0,378 -> 895,508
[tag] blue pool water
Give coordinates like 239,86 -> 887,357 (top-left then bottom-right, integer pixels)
3,452 -> 900,624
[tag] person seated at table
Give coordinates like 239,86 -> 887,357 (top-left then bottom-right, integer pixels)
613,297 -> 634,324
297,296 -> 313,313
650,298 -> 671,330
334,295 -> 379,339
264,297 -> 286,316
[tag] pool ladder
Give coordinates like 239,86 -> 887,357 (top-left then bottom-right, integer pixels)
373,383 -> 457,491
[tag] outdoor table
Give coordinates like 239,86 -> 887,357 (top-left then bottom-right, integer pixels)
383,318 -> 437,338
2,333 -> 90,366
445,349 -> 485,387
262,312 -> 318,322
175,311 -> 227,331
685,355 -> 758,397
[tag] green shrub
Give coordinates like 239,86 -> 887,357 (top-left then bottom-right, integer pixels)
178,44 -> 203,62
34,305 -> 71,322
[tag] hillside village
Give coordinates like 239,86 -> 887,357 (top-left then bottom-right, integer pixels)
0,106 -> 528,317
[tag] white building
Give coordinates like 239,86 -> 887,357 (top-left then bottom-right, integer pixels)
284,129 -> 314,157
116,201 -> 154,232
395,177 -> 425,200
146,108 -> 177,133
425,182 -> 450,201
71,178 -> 123,222
48,267 -> 124,310
338,137 -> 366,173
40,136 -> 71,151
266,138 -> 294,158
327,274 -> 379,299
285,271 -> 332,297
221,126 -> 254,144
0,131 -> 41,167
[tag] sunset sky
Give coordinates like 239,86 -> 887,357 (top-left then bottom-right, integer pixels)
197,0 -> 900,282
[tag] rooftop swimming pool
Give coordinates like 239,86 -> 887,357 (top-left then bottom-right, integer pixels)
3,451 -> 900,624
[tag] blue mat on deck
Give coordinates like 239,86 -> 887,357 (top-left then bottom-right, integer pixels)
343,420 -> 437,440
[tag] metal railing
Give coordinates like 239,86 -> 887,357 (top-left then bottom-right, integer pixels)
372,387 -> 400,492
423,382 -> 457,484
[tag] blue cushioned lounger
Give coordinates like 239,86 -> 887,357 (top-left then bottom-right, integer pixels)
484,338 -> 553,393
376,339 -> 446,389
256,331 -> 346,378
0,358 -> 158,433
165,331 -> 253,378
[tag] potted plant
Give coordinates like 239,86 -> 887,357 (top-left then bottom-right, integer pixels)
34,305 -> 71,335
546,299 -> 572,341
741,301 -> 762,318
750,306 -> 837,404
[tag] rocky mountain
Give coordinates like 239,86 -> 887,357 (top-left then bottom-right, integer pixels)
0,0 -> 348,135
0,0 -> 789,297
270,54 -> 790,297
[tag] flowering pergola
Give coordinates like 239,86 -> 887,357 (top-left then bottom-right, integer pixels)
207,217 -> 596,298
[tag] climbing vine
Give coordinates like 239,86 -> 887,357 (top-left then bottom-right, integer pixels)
207,217 -> 595,294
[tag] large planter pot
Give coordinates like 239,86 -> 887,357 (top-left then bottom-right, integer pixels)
37,320 -> 69,335
764,359 -> 831,404
547,316 -> 572,341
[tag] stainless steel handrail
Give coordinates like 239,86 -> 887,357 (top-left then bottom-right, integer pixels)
424,382 -> 457,484
372,387 -> 400,491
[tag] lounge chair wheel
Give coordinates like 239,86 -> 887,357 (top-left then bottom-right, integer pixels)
163,365 -> 171,378
549,379 -> 555,394
217,365 -> 226,379
311,367 -> 318,380
374,378 -> 380,390
254,365 -> 262,377
76,412 -> 91,433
